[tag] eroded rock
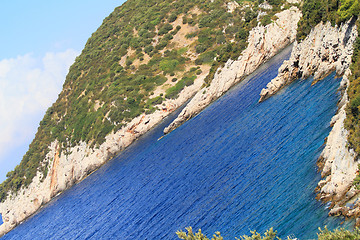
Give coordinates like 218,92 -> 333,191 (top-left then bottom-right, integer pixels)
259,19 -> 358,102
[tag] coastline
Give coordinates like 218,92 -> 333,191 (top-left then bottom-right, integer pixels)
257,18 -> 360,222
316,68 -> 360,221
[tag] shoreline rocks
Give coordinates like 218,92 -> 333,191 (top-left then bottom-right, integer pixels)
316,69 -> 360,222
258,19 -> 358,102
258,18 -> 360,222
317,69 -> 358,202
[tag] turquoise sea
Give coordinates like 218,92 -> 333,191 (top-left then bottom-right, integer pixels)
1,46 -> 347,239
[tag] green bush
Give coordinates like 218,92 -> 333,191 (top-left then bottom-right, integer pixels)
169,13 -> 178,22
158,23 -> 173,35
160,59 -> 179,73
195,44 -> 208,54
260,15 -> 272,26
317,226 -> 360,239
147,96 -> 163,106
176,227 -> 280,240
177,227 -> 360,240
338,0 -> 360,22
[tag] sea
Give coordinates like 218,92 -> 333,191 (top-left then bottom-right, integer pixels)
1,45 -> 349,239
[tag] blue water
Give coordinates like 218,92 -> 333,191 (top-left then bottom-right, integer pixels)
2,46 -> 346,239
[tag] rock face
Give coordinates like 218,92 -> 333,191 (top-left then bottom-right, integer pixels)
259,19 -> 358,102
317,69 -> 358,204
163,6 -> 301,134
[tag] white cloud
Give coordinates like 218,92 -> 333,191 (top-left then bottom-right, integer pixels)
0,49 -> 79,165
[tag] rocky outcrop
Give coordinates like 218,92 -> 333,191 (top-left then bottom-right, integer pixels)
163,6 -> 301,134
316,69 -> 359,204
259,19 -> 358,102
316,69 -> 360,222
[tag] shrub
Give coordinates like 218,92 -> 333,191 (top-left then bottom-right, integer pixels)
156,39 -> 169,50
176,227 -> 280,240
317,226 -> 360,239
158,23 -> 173,35
144,45 -> 154,54
147,96 -> 163,106
338,0 -> 360,23
169,13 -> 178,22
236,28 -> 249,40
260,15 -> 272,26
183,75 -> 196,86
160,59 -> 179,73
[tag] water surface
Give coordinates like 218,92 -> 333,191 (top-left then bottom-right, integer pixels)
2,46 -> 345,239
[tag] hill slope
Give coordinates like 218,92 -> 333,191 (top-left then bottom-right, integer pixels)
0,0 -> 304,235
0,0 -> 288,201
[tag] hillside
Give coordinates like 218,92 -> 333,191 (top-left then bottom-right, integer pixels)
0,0 -> 291,202
2,0 -> 360,237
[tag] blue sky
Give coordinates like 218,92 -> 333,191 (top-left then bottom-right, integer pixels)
0,0 -> 125,182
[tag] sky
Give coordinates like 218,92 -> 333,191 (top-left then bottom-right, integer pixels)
0,0 -> 126,183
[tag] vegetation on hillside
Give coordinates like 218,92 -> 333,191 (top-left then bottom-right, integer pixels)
345,20 -> 360,156
0,0 -> 290,202
177,227 -> 282,240
176,226 -> 360,240
296,0 -> 359,41
341,2 -> 360,189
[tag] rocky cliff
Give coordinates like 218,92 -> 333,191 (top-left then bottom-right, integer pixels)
258,19 -> 357,102
164,6 -> 301,134
317,69 -> 360,221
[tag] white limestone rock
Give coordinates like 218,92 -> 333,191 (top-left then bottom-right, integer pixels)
259,19 -> 358,102
317,69 -> 359,203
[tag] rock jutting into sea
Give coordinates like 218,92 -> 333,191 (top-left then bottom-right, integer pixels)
258,18 -> 358,102
163,6 -> 301,134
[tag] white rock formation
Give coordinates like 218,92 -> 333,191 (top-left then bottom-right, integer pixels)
259,1 -> 273,10
227,1 -> 240,13
164,6 -> 301,134
317,69 -> 358,202
286,0 -> 300,3
259,19 -> 358,102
